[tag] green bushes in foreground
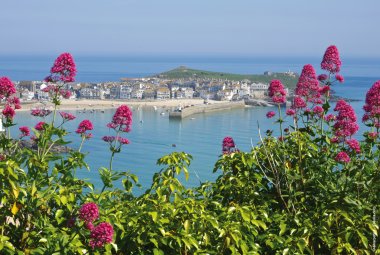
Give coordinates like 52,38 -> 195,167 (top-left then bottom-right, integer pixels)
0,47 -> 379,254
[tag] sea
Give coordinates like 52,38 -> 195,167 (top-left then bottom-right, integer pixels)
1,55 -> 380,191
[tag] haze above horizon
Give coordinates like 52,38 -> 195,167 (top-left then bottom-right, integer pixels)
1,0 -> 379,58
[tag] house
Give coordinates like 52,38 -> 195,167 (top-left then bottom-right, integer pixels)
156,87 -> 170,100
131,89 -> 144,99
80,88 -> 101,99
143,89 -> 156,99
120,86 -> 132,99
217,89 -> 233,101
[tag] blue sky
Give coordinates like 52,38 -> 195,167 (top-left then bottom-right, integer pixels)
1,0 -> 379,57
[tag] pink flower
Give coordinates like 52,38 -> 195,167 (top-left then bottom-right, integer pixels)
363,80 -> 380,125
286,109 -> 296,116
324,114 -> 336,122
311,98 -> 324,105
333,100 -> 359,138
330,137 -> 340,143
7,96 -> 21,109
335,151 -> 350,163
368,132 -> 378,139
266,111 -> 276,118
321,45 -> 342,74
312,105 -> 324,115
89,222 -> 114,249
78,202 -> 99,223
85,222 -> 95,231
319,85 -> 330,95
19,126 -> 30,137
31,108 -> 52,117
2,105 -> 15,120
102,136 -> 116,143
59,112 -> 76,121
335,74 -> 344,83
117,137 -> 130,144
346,139 -> 360,153
60,89 -> 72,99
222,136 -> 237,154
108,105 -> 133,133
46,53 -> 77,83
35,121 -> 46,131
317,74 -> 328,81
292,96 -> 306,109
268,79 -> 286,104
42,84 -> 59,93
295,64 -> 320,99
76,120 -> 93,135
0,77 -> 16,99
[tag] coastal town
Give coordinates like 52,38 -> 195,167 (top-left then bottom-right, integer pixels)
14,70 -> 296,104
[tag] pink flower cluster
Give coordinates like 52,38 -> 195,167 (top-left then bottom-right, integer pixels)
42,85 -> 72,99
286,109 -> 296,116
31,108 -> 52,117
2,105 -> 16,121
266,111 -> 275,118
107,105 -> 133,132
346,138 -> 360,153
295,64 -> 321,101
321,45 -> 342,74
76,120 -> 93,138
45,53 -> 77,83
78,203 -> 114,249
42,84 -> 59,93
89,222 -> 114,249
292,96 -> 307,109
222,136 -> 238,154
35,121 -> 46,131
268,80 -> 286,104
7,97 -> 21,109
102,136 -> 130,145
0,77 -> 16,99
79,202 -> 99,224
19,126 -> 30,138
0,77 -> 21,123
59,112 -> 76,122
363,80 -> 380,127
333,100 -> 359,138
335,151 -> 350,163
312,105 -> 324,116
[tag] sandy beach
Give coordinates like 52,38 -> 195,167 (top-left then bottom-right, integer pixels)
18,98 -> 226,112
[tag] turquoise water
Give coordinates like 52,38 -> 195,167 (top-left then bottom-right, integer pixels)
2,56 -> 379,190
13,105 -> 275,190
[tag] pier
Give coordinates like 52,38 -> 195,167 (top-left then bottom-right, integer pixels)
169,101 -> 245,119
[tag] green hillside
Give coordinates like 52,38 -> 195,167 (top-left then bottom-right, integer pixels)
154,66 -> 299,88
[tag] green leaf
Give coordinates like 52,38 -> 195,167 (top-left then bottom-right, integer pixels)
356,230 -> 368,248
153,248 -> 164,255
279,223 -> 286,236
149,211 -> 158,222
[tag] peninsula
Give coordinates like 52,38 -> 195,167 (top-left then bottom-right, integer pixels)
15,66 -> 299,113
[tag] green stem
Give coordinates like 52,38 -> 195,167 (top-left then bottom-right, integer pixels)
78,136 -> 86,152
109,151 -> 115,172
278,104 -> 283,139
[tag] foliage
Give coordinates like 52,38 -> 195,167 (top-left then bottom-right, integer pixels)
0,48 -> 379,254
154,66 -> 299,89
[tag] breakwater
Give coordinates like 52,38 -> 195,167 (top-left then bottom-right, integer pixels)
169,101 -> 245,119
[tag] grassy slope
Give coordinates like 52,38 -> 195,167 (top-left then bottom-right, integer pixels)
154,66 -> 299,88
